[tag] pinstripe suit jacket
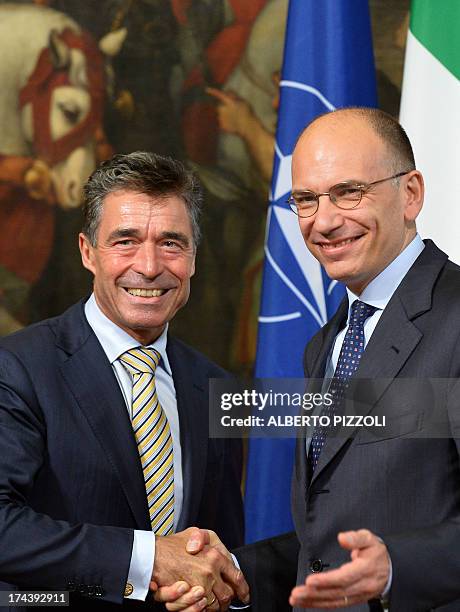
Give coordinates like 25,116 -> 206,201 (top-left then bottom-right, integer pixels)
237,241 -> 460,612
0,299 -> 243,609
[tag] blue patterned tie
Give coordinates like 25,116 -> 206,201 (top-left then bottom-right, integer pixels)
309,300 -> 378,471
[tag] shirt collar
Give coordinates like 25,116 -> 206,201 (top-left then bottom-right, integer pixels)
84,293 -> 172,375
346,233 -> 425,316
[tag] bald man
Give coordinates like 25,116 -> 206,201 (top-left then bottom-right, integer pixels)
159,108 -> 460,612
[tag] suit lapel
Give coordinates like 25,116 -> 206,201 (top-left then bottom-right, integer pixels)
309,298 -> 348,381
311,240 -> 448,483
56,301 -> 151,530
167,337 -> 209,531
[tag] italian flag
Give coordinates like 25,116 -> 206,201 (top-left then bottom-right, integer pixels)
399,0 -> 460,264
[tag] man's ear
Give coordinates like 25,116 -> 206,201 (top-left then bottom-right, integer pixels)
403,170 -> 424,222
79,233 -> 96,275
190,253 -> 196,278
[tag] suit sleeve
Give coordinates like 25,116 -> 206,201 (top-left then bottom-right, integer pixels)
0,348 -> 133,604
234,532 -> 299,612
385,520 -> 460,611
384,376 -> 460,611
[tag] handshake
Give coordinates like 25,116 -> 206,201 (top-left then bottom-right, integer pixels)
150,528 -> 250,611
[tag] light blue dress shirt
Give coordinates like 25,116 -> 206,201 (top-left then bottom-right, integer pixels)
326,234 -> 425,376
85,294 -> 184,601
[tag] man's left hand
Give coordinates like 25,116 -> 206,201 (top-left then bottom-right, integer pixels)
289,529 -> 390,609
153,529 -> 249,611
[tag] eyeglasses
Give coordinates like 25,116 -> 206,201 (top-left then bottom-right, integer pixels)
287,171 -> 412,218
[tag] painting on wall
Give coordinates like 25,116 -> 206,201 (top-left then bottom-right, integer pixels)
0,0 -> 289,372
0,0 -> 409,371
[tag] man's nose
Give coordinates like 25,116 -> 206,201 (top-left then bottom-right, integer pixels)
310,195 -> 345,234
132,244 -> 162,278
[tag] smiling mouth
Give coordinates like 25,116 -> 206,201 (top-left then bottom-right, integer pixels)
319,236 -> 362,250
125,288 -> 168,297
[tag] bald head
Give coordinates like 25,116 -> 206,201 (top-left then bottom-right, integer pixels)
296,107 -> 415,175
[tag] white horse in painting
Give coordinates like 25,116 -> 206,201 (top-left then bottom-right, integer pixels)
0,3 -> 126,333
0,3 -> 125,206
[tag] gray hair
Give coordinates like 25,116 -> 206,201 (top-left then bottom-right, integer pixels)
82,151 -> 203,247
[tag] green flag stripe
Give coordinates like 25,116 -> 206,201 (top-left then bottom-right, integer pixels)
410,0 -> 460,80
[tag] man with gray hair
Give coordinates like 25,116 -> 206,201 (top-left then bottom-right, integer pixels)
0,151 -> 249,610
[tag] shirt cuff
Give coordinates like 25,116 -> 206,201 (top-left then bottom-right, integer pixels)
380,546 -> 392,610
124,530 -> 156,601
381,559 -> 392,598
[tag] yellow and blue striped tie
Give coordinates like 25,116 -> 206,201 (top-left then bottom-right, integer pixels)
120,347 -> 174,535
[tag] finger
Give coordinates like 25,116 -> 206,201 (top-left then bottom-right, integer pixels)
291,594 -> 355,609
200,549 -> 245,607
203,532 -> 232,561
291,581 -> 343,603
206,592 -> 220,612
289,583 -> 309,604
290,584 -> 328,608
210,580 -> 233,610
205,87 -> 234,104
220,563 -> 250,604
187,529 -> 232,561
161,586 -> 207,611
166,596 -> 208,612
291,581 -> 375,609
155,582 -> 196,602
187,528 -> 211,553
296,580 -> 364,602
290,583 -> 355,608
296,565 -> 383,606
338,529 -> 375,551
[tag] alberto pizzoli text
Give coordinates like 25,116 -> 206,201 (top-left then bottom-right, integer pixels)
221,414 -> 386,428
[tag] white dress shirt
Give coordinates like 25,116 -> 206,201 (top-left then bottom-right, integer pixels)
85,294 -> 184,601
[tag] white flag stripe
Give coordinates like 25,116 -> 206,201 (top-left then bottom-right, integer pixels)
400,30 -> 460,264
274,206 -> 327,323
264,243 -> 324,328
259,312 -> 302,323
280,79 -> 336,111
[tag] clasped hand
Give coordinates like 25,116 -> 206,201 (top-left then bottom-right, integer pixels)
151,527 -> 249,611
152,528 -> 390,610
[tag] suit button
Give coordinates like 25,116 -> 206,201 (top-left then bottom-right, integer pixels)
78,584 -> 88,595
124,583 -> 134,597
310,559 -> 323,573
95,586 -> 105,597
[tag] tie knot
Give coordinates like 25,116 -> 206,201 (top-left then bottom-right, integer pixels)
119,346 -> 161,376
350,300 -> 377,323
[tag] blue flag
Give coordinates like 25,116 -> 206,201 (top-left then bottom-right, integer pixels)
244,0 -> 378,543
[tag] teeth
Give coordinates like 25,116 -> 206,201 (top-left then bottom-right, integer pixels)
126,288 -> 166,297
321,238 -> 357,249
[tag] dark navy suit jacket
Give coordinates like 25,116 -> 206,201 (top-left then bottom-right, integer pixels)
0,299 -> 243,608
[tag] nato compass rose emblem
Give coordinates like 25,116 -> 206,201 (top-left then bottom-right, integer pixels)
258,79 -> 344,343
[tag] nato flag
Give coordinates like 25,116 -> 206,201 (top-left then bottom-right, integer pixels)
245,0 -> 377,543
